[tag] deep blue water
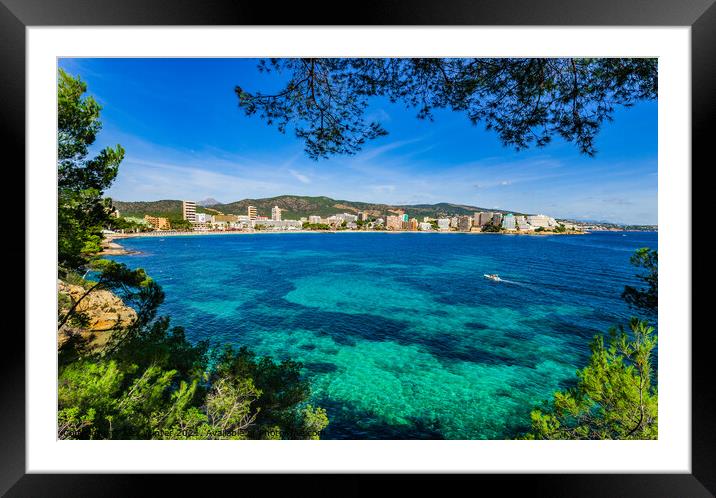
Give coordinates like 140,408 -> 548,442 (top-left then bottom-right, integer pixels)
110,231 -> 657,439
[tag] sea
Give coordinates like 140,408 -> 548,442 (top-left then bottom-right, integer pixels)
109,230 -> 658,439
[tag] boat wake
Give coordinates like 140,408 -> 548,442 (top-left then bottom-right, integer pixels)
487,276 -> 539,292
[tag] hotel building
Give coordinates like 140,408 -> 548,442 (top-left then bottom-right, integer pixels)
271,205 -> 282,221
247,205 -> 257,220
502,213 -> 516,230
526,214 -> 557,228
477,211 -> 494,226
182,200 -> 196,222
386,215 -> 403,231
144,215 -> 171,230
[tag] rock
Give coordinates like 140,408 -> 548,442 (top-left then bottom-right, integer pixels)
58,280 -> 137,350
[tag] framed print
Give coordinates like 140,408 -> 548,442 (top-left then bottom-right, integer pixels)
3,0 -> 713,494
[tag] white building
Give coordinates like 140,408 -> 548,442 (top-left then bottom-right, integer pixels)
419,222 -> 432,231
437,218 -> 450,231
308,215 -> 322,224
502,213 -> 516,230
334,213 -> 358,223
271,206 -> 282,221
195,212 -> 213,223
527,214 -> 557,228
253,219 -> 303,230
182,200 -> 197,222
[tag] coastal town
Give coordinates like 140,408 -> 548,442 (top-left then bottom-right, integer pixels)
109,200 -> 592,236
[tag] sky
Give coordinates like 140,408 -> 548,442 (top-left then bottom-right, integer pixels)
58,58 -> 658,225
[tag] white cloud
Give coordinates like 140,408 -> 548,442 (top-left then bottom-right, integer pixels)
288,169 -> 311,184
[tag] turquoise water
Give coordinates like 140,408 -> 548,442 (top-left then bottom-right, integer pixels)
110,231 -> 657,439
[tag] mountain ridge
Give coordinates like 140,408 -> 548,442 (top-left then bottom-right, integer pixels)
111,195 -> 529,221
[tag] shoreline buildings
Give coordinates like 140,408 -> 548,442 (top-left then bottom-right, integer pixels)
127,200 -> 570,234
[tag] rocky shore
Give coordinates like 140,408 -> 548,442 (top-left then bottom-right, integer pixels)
100,238 -> 138,256
58,280 -> 137,350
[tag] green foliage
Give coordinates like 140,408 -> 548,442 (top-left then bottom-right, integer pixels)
108,216 -> 151,233
302,222 -> 332,230
204,377 -> 261,436
170,219 -> 194,231
110,199 -> 212,219
621,248 -> 658,315
481,222 -> 501,233
522,247 -> 659,440
58,260 -> 164,333
554,224 -> 567,233
56,70 -> 328,441
58,308 -> 329,439
523,318 -> 658,440
212,346 -> 315,437
58,69 -> 124,269
237,58 -> 656,159
298,405 -> 330,440
58,280 -> 328,440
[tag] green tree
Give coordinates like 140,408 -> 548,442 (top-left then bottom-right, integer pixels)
169,218 -> 194,231
58,260 -> 164,333
481,222 -> 501,233
523,247 -> 659,440
523,319 -> 658,440
236,58 -> 656,159
56,70 -> 330,441
212,346 -> 328,439
58,69 -> 125,270
621,248 -> 658,315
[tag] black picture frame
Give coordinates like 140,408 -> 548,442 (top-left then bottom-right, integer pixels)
2,0 -> 712,495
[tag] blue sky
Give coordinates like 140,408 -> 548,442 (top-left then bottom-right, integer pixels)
59,58 -> 658,224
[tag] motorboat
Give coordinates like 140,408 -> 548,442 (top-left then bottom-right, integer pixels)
484,273 -> 502,282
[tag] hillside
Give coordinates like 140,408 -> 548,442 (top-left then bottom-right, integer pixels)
111,200 -> 212,220
111,195 -> 529,221
207,196 -> 526,220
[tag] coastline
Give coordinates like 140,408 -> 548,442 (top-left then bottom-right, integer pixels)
107,229 -> 589,240
103,229 -> 592,255
100,238 -> 140,256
